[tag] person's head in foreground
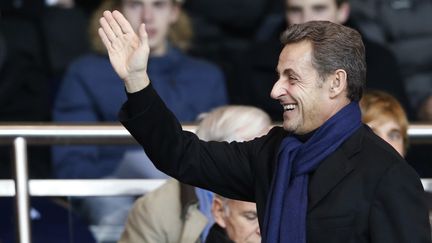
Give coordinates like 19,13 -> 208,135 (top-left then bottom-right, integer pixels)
90,0 -> 191,55
270,20 -> 365,134
360,90 -> 409,157
210,194 -> 260,243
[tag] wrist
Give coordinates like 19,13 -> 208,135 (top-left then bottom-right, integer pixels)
124,73 -> 150,93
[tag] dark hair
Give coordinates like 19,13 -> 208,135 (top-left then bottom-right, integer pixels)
280,21 -> 366,101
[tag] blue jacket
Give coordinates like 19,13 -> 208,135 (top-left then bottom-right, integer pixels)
52,47 -> 227,178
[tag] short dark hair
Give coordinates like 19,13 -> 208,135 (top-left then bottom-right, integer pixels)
280,21 -> 366,101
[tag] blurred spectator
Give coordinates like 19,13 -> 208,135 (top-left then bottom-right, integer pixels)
52,0 -> 227,240
359,90 -> 432,177
206,194 -> 260,243
119,105 -> 270,243
53,0 -> 227,181
184,0 -> 284,87
229,0 -> 412,121
350,0 -> 432,121
360,90 -> 408,157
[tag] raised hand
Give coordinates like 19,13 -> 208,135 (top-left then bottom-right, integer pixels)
98,10 -> 150,93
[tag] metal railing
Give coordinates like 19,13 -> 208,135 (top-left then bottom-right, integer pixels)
0,123 -> 432,243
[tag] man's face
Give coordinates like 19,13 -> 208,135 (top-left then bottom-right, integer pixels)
122,0 -> 179,55
221,200 -> 260,243
285,0 -> 349,25
271,41 -> 335,135
367,119 -> 405,156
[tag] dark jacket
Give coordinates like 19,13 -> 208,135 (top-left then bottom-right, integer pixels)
120,85 -> 431,243
205,224 -> 234,243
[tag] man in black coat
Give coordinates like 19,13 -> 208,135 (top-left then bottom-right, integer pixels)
98,10 -> 430,243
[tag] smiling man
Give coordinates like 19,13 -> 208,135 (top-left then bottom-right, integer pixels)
98,10 -> 431,243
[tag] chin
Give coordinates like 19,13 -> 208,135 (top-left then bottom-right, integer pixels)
282,122 -> 299,134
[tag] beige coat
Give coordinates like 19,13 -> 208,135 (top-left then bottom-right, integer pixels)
118,179 -> 208,243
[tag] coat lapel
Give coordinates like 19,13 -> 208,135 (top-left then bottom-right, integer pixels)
178,183 -> 208,243
307,126 -> 365,211
179,206 -> 208,243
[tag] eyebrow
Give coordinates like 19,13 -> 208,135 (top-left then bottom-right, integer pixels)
311,4 -> 329,11
276,67 -> 300,78
286,5 -> 302,12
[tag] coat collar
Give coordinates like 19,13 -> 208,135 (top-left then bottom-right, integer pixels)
180,183 -> 199,219
179,182 -> 208,243
307,125 -> 365,211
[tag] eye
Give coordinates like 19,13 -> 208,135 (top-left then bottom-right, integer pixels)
243,212 -> 258,221
288,75 -> 298,85
312,4 -> 328,13
124,0 -> 143,8
388,130 -> 402,141
286,6 -> 301,14
153,0 -> 169,8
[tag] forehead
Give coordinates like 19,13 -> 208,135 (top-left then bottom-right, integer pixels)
277,41 -> 314,73
227,200 -> 256,212
367,117 -> 401,131
287,0 -> 336,7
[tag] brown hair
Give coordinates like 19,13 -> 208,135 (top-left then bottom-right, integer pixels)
360,90 -> 409,150
88,0 -> 193,54
280,21 -> 366,101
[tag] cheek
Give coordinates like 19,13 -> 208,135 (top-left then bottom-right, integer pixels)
123,11 -> 141,31
225,218 -> 247,237
287,15 -> 301,25
388,140 -> 404,155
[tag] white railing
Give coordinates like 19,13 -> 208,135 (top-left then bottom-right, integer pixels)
0,123 -> 432,243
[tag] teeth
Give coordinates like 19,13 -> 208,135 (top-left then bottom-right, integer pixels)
283,104 -> 297,111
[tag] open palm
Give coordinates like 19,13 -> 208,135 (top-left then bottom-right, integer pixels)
98,10 -> 150,85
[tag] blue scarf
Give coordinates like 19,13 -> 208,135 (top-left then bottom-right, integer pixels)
262,102 -> 362,243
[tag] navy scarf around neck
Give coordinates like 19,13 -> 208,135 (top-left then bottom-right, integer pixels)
262,102 -> 362,243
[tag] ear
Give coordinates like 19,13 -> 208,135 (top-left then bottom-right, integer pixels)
336,2 -> 350,24
211,197 -> 227,228
329,69 -> 347,99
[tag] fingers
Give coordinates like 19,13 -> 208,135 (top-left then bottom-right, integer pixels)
99,15 -> 117,43
112,10 -> 135,34
103,10 -> 124,38
98,27 -> 112,51
138,23 -> 148,45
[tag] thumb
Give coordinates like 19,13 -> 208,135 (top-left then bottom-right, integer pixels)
138,23 -> 148,46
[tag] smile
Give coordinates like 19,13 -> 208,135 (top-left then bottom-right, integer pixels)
283,103 -> 297,111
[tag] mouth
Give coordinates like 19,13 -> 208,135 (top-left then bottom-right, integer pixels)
145,28 -> 157,38
283,103 -> 297,112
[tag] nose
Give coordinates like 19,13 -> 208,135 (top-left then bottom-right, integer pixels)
256,225 -> 261,236
141,6 -> 154,23
270,78 -> 283,100
303,9 -> 317,23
